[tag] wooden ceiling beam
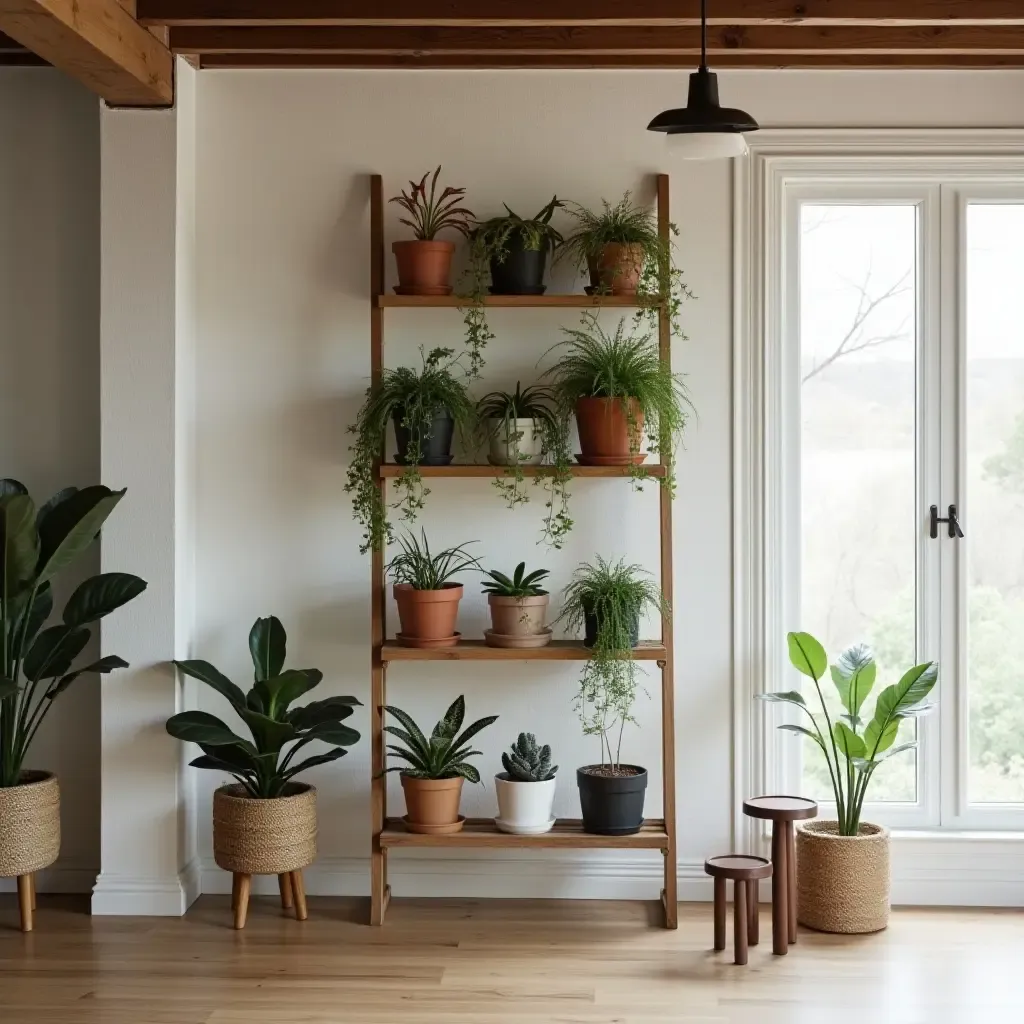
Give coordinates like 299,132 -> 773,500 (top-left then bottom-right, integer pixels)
0,0 -> 173,104
139,2 -> 1024,29
168,23 -> 1024,56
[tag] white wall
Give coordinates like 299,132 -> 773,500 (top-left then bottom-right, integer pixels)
188,69 -> 1024,901
0,68 -> 100,892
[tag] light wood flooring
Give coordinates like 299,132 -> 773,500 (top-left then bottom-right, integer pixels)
1,895 -> 1022,1023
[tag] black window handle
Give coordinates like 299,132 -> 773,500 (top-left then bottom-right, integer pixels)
930,504 -> 964,539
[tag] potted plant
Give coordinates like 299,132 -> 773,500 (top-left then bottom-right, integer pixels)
384,696 -> 497,834
167,615 -> 361,929
0,480 -> 146,932
471,196 -> 564,295
481,561 -> 551,649
758,632 -> 938,934
544,313 -> 692,471
387,529 -> 481,648
389,166 -> 475,295
556,557 -> 669,835
494,733 -> 558,835
346,346 -> 475,553
477,382 -> 557,468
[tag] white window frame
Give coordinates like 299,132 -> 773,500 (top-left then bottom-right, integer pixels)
733,130 -> 1024,854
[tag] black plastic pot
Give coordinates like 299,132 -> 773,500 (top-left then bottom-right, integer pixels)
577,765 -> 648,836
583,607 -> 640,649
393,409 -> 454,466
489,236 -> 549,295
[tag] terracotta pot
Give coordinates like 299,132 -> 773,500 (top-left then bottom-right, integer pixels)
392,240 -> 455,295
575,397 -> 645,464
588,242 -> 645,296
213,783 -> 317,876
394,582 -> 463,641
0,771 -> 60,879
796,820 -> 890,934
487,593 -> 549,636
401,774 -> 465,834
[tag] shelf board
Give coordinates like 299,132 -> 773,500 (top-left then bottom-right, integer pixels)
378,463 -> 667,479
380,817 -> 670,850
377,293 -> 659,309
380,640 -> 667,662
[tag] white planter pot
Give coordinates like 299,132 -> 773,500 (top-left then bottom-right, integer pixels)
494,774 -> 556,835
487,418 -> 545,466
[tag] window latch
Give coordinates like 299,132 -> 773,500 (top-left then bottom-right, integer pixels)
929,504 -> 964,539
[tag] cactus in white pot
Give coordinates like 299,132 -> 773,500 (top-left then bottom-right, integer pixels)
494,733 -> 558,835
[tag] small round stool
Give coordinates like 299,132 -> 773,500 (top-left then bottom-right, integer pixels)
704,856 -> 772,965
743,795 -> 817,954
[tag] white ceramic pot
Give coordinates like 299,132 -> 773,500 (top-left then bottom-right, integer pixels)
487,417 -> 545,466
494,774 -> 556,835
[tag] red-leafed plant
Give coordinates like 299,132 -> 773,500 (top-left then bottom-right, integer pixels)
390,166 -> 475,241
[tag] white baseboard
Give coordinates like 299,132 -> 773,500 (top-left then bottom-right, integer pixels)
91,859 -> 202,916
0,858 -> 96,894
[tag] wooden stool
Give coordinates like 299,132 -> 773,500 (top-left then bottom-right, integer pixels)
704,856 -> 772,965
230,870 -> 308,930
743,795 -> 818,955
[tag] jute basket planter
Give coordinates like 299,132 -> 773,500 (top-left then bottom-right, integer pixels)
0,771 -> 60,879
796,819 -> 890,934
213,783 -> 317,875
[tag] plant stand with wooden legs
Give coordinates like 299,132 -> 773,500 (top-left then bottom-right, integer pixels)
230,871 -> 307,930
367,173 -> 679,929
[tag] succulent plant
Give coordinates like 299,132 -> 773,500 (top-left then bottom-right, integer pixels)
501,732 -> 558,783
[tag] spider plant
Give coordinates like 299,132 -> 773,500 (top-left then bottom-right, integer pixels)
477,382 -> 558,437
472,196 -> 564,263
346,347 -> 475,553
481,562 -> 550,599
386,529 -> 481,591
389,166 -> 475,240
383,696 -> 497,782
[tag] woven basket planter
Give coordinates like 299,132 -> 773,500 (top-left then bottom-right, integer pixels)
213,783 -> 317,876
797,819 -> 890,934
0,771 -> 60,879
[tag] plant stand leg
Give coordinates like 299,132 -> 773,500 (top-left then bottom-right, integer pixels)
231,873 -> 240,910
733,880 -> 748,966
771,824 -> 789,955
713,876 -> 726,950
28,872 -> 36,911
748,879 -> 759,946
291,871 -> 308,921
233,874 -> 251,930
786,820 -> 797,943
17,875 -> 33,933
278,873 -> 293,910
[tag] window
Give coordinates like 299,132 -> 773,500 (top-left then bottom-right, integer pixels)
738,139 -> 1024,833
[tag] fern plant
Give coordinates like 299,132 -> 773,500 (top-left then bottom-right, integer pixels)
501,732 -> 558,782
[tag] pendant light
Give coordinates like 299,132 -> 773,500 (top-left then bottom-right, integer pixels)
647,0 -> 759,158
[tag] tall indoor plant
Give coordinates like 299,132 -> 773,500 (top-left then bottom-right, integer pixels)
0,480 -> 146,931
390,166 -> 475,296
759,631 -> 938,933
557,557 -> 668,835
346,347 -> 475,553
167,615 -> 361,929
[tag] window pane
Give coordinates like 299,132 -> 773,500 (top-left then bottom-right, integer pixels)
799,204 -> 919,803
966,204 -> 1024,805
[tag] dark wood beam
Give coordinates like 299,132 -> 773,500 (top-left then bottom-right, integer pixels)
139,2 -> 1024,29
0,0 -> 173,104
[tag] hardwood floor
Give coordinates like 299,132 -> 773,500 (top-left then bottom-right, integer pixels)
1,895 -> 1021,1023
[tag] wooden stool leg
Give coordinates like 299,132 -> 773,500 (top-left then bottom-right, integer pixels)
17,875 -> 33,933
748,878 -> 759,946
233,873 -> 251,930
291,870 -> 308,921
278,873 -> 294,910
771,823 -> 789,955
713,876 -> 726,950
231,873 -> 240,910
786,820 -> 797,943
733,879 -> 748,966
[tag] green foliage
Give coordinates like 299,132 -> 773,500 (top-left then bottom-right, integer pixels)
758,630 -> 937,835
167,616 -> 361,799
386,529 -> 481,591
473,196 -> 564,261
0,480 -> 145,787
501,732 -> 558,782
383,695 -> 497,782
481,562 -> 550,598
389,166 -> 475,241
346,347 -> 476,553
556,557 -> 669,772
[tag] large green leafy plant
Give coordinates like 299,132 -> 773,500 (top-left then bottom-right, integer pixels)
758,631 -> 938,836
383,695 -> 497,783
167,616 -> 361,798
0,480 -> 146,788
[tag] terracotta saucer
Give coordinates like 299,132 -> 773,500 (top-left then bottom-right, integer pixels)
401,814 -> 466,835
396,632 -> 461,649
393,285 -> 454,296
575,453 -> 648,467
483,628 -> 553,649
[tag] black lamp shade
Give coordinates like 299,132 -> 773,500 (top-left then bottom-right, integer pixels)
647,68 -> 759,135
